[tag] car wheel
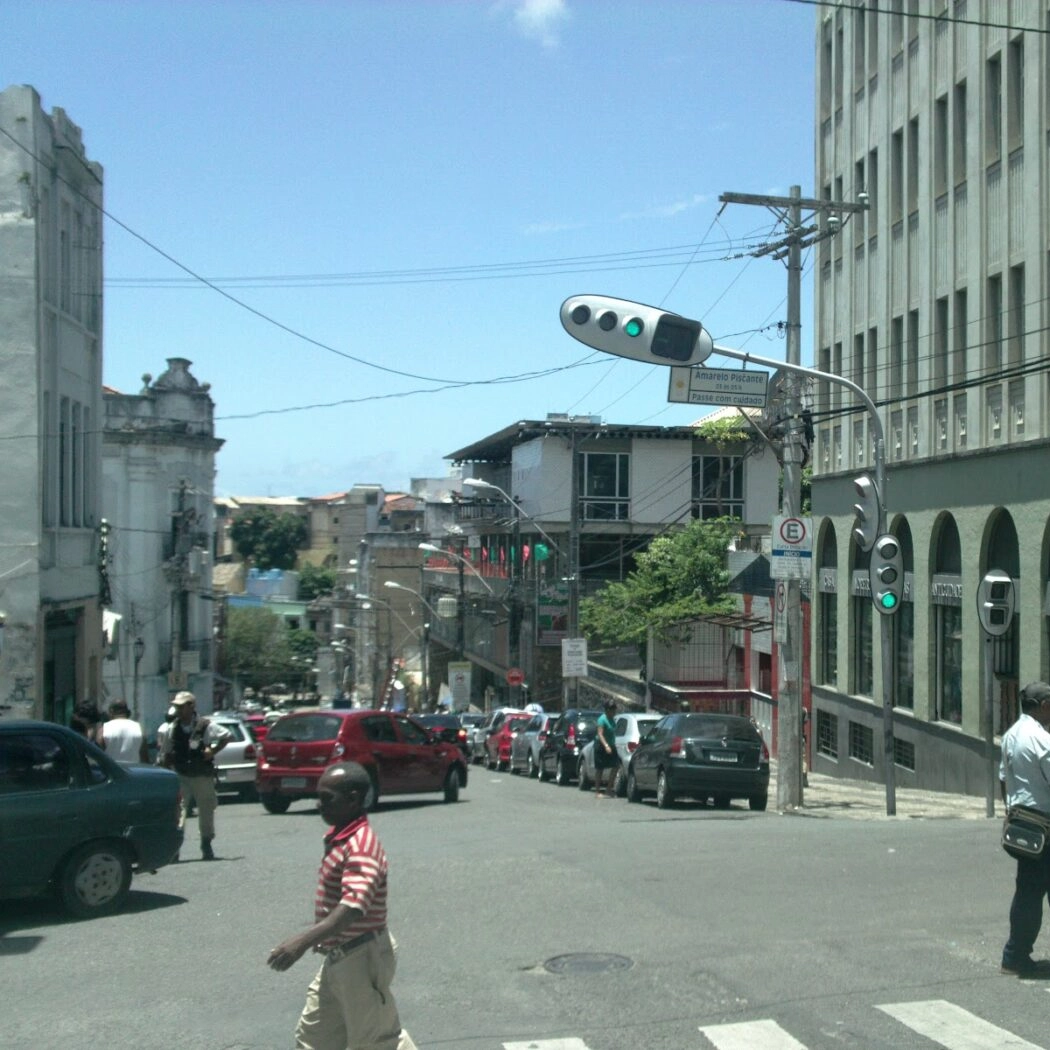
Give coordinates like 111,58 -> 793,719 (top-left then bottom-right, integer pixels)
749,794 -> 768,812
261,793 -> 292,814
555,756 -> 570,786
527,753 -> 538,779
443,767 -> 461,803
613,768 -> 626,798
486,751 -> 496,770
713,793 -> 731,809
656,770 -> 675,809
577,758 -> 592,791
362,773 -> 379,812
538,756 -> 551,782
59,841 -> 132,919
626,768 -> 642,803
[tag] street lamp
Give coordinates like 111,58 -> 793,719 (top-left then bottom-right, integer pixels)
132,636 -> 145,720
460,478 -> 564,557
384,582 -> 433,706
418,542 -> 496,596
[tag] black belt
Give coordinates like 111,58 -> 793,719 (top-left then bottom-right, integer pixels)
323,927 -> 384,962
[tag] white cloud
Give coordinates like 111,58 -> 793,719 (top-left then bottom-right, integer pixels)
522,218 -> 587,235
501,0 -> 570,50
619,193 -> 710,221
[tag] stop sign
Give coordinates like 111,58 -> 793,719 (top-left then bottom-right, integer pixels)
505,667 -> 525,686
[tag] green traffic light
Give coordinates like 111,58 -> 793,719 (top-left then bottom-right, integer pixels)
625,317 -> 644,338
880,592 -> 898,610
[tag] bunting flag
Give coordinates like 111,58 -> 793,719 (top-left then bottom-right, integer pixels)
523,543 -> 531,563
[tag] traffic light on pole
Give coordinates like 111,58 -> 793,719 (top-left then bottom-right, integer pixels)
852,474 -> 881,553
869,534 -> 904,615
560,295 -> 714,366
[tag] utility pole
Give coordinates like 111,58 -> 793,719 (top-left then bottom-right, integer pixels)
719,186 -> 868,812
565,425 -> 581,709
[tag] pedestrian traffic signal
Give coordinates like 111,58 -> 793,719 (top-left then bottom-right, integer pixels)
852,474 -> 881,553
560,295 -> 714,366
976,569 -> 1015,637
869,534 -> 904,614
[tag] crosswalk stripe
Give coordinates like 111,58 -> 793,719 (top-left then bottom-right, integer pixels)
877,999 -> 1043,1049
503,1040 -> 592,1050
698,1019 -> 808,1050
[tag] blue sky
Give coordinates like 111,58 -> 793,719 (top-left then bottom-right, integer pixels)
5,0 -> 818,496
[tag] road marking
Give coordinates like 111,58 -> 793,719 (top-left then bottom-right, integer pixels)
503,1041 -> 591,1050
698,1019 -> 807,1049
877,999 -> 1043,1049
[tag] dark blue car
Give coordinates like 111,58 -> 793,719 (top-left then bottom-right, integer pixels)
0,721 -> 183,917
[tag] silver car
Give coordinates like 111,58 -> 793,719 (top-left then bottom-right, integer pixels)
211,715 -> 258,800
576,711 -> 662,794
508,712 -> 556,778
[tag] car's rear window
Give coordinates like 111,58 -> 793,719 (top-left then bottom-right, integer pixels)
268,714 -> 345,743
679,715 -> 760,741
420,715 -> 459,730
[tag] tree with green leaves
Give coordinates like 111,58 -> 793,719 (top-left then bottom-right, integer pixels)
228,508 -> 309,570
224,607 -> 293,690
580,517 -> 739,652
297,563 -> 337,601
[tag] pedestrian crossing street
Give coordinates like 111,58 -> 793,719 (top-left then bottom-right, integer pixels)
502,997 -> 1048,1050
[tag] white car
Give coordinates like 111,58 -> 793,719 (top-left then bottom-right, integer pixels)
577,711 -> 663,794
211,715 -> 258,800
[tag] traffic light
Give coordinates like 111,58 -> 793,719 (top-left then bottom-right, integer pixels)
976,569 -> 1015,637
869,534 -> 904,615
560,295 -> 714,366
852,474 -> 881,553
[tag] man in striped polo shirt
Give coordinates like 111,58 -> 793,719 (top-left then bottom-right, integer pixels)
267,762 -> 417,1050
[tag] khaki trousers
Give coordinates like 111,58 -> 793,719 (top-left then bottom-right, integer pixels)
295,930 -> 417,1050
176,773 -> 218,840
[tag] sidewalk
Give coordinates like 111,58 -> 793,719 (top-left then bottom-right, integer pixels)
769,760 -> 994,821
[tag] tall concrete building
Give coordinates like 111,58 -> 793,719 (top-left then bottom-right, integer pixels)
810,4 -> 1050,792
0,86 -> 105,721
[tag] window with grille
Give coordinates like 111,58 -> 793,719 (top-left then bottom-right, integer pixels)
894,737 -> 916,771
816,710 -> 838,760
849,721 -> 874,765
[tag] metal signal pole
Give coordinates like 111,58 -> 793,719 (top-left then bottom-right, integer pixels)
719,186 -> 869,812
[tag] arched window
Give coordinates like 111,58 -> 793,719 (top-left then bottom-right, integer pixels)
817,523 -> 838,686
986,509 -> 1019,730
851,526 -> 873,697
932,515 -> 962,723
893,519 -> 915,709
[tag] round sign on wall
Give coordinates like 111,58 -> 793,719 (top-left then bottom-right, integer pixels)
505,667 -> 525,686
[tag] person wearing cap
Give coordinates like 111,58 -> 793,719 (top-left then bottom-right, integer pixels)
593,701 -> 619,798
157,691 -> 231,860
999,681 -> 1050,977
267,762 -> 417,1050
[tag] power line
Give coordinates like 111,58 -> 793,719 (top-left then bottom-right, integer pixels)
781,0 -> 1049,35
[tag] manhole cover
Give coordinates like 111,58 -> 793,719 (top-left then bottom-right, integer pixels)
543,953 -> 633,975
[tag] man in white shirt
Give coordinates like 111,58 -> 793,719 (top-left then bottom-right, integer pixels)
101,700 -> 149,764
999,681 -> 1050,977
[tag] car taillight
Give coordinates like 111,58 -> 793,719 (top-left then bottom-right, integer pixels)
458,730 -> 467,742
567,724 -> 576,745
669,736 -> 684,756
627,741 -> 638,752
762,742 -> 770,760
245,743 -> 256,760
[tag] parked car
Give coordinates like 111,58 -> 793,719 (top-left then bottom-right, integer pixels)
255,709 -> 468,813
484,713 -> 533,771
625,712 -> 770,810
538,708 -> 603,786
577,711 -> 664,794
211,715 -> 258,800
469,708 -> 526,764
0,720 -> 182,918
241,713 -> 269,742
415,713 -> 470,758
508,712 -> 556,778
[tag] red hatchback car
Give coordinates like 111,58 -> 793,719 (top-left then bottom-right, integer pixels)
256,709 -> 468,813
485,713 -> 533,771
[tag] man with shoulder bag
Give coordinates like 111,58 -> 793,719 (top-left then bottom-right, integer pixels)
157,690 -> 230,861
999,681 -> 1050,977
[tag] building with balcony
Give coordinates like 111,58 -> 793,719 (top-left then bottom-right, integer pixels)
0,86 -> 105,722
101,358 -> 223,729
423,413 -> 779,711
810,4 -> 1050,793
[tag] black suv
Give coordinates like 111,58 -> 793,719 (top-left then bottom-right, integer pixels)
538,708 -> 602,785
